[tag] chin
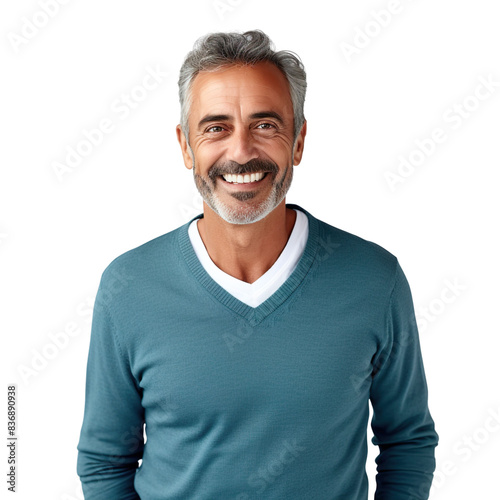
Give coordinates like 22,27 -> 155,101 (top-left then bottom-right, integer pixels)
211,195 -> 278,225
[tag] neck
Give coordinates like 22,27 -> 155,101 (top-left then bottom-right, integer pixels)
196,201 -> 296,284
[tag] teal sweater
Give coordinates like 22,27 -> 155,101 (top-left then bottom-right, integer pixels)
77,204 -> 438,499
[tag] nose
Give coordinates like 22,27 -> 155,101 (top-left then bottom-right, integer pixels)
225,127 -> 259,166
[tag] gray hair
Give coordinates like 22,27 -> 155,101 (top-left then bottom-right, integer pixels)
178,29 -> 307,144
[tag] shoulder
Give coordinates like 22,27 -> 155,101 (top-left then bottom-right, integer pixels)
98,219 -> 191,292
294,204 -> 400,292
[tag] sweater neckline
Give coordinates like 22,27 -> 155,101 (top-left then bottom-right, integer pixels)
177,203 -> 319,325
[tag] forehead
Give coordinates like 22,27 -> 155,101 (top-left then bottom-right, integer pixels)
189,61 -> 293,119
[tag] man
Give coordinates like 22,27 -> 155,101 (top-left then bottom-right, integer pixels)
77,30 -> 438,499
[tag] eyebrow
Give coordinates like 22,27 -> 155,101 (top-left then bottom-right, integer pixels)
249,111 -> 284,125
197,111 -> 285,130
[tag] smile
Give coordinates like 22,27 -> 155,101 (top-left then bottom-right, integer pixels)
221,172 -> 268,184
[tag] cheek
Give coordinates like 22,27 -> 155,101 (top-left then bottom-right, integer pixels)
261,137 -> 294,160
192,147 -> 222,172
202,139 -> 229,159
272,149 -> 294,169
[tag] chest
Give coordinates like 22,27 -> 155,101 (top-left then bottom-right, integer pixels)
130,291 -> 382,429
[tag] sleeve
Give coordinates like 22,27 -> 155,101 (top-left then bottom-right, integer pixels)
370,261 -> 439,500
77,276 -> 145,500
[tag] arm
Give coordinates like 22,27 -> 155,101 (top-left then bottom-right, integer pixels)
370,262 -> 439,499
77,276 -> 145,499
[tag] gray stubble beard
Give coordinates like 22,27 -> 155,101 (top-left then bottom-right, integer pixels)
192,156 -> 294,225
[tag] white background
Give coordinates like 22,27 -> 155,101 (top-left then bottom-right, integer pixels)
1,0 -> 499,498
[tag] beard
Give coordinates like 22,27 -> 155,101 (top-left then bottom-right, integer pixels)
192,156 -> 294,225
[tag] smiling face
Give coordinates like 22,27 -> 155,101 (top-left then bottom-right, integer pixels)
176,61 -> 306,225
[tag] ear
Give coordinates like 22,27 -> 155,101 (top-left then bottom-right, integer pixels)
292,119 -> 307,166
176,124 -> 194,170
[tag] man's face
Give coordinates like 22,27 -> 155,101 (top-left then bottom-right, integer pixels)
176,61 -> 306,225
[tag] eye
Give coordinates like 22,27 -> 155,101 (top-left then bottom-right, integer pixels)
206,125 -> 225,133
256,122 -> 275,130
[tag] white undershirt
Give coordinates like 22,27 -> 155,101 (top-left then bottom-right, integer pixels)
188,209 -> 309,308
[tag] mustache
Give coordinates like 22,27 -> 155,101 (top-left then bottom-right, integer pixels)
208,158 -> 279,182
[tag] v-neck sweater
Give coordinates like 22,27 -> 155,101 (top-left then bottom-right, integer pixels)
77,203 -> 438,500
187,208 -> 309,308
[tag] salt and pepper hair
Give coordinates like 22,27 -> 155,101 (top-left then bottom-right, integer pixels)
178,29 -> 307,144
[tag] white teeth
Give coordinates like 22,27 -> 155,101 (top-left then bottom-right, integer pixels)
222,172 -> 266,184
